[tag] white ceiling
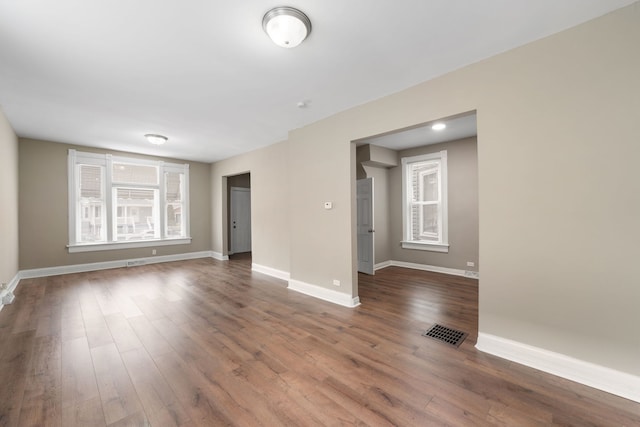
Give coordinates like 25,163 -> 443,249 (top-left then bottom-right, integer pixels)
357,112 -> 477,151
0,0 -> 635,163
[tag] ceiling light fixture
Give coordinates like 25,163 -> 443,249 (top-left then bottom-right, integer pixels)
431,123 -> 446,131
262,6 -> 311,48
145,134 -> 168,145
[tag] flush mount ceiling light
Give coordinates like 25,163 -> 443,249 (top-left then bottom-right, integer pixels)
262,6 -> 311,48
431,123 -> 447,131
145,133 -> 168,145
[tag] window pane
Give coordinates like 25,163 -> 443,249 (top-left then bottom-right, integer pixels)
165,172 -> 184,237
80,164 -> 102,198
78,164 -> 105,242
114,187 -> 159,241
410,160 -> 438,202
410,204 -> 420,240
112,163 -> 158,185
421,170 -> 438,202
420,204 -> 439,240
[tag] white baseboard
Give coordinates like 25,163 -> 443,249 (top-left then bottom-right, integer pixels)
19,251 -> 216,280
374,260 -> 393,270
211,251 -> 229,261
0,272 -> 20,312
476,333 -> 640,403
288,279 -> 360,308
252,263 -> 290,281
375,260 -> 477,278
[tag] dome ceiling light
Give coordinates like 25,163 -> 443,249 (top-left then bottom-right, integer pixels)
262,6 -> 312,48
145,133 -> 168,145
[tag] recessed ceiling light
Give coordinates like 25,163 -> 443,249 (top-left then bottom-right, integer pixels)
145,134 -> 168,145
263,6 -> 312,48
431,123 -> 446,131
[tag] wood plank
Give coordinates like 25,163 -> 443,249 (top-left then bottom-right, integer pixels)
90,343 -> 144,425
127,316 -> 173,358
103,314 -> 143,353
120,347 -> 192,427
11,282 -> 46,334
60,337 -> 100,416
0,331 -> 36,427
60,302 -> 86,343
152,351 -> 237,427
17,334 -> 62,427
61,397 -> 106,427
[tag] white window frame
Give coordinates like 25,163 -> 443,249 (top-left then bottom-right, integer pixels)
68,149 -> 191,253
401,150 -> 449,253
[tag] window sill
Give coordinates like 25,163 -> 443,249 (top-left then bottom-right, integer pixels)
67,238 -> 192,253
401,241 -> 449,253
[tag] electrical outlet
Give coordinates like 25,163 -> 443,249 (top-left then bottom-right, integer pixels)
466,261 -> 475,267
152,249 -> 157,255
332,279 -> 340,287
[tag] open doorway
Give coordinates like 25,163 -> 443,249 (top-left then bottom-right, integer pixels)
357,177 -> 375,275
227,173 -> 251,260
353,111 -> 479,333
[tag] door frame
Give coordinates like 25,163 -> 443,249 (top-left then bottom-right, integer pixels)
357,177 -> 375,275
230,186 -> 252,254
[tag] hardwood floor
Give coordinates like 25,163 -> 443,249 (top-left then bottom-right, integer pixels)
1,257 -> 638,426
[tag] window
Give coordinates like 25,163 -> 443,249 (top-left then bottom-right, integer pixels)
401,150 -> 449,252
68,150 -> 190,252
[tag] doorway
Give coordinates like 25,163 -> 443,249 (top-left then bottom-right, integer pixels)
230,187 -> 251,253
227,173 -> 251,257
357,177 -> 375,275
352,111 -> 478,321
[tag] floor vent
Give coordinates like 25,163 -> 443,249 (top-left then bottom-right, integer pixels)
422,324 -> 467,347
126,260 -> 146,267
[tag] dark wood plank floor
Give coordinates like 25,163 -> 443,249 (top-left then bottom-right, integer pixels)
1,256 -> 638,426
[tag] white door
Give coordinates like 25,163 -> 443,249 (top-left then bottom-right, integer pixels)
230,187 -> 251,253
357,178 -> 375,275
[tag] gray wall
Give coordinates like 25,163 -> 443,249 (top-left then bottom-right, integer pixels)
389,137 -> 478,271
18,138 -> 212,269
0,110 -> 19,286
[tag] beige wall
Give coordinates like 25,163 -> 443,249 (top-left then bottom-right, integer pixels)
288,124 -> 358,296
18,138 -> 212,269
211,141 -> 289,273
0,110 -> 19,286
277,4 -> 639,375
388,137 -> 479,270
